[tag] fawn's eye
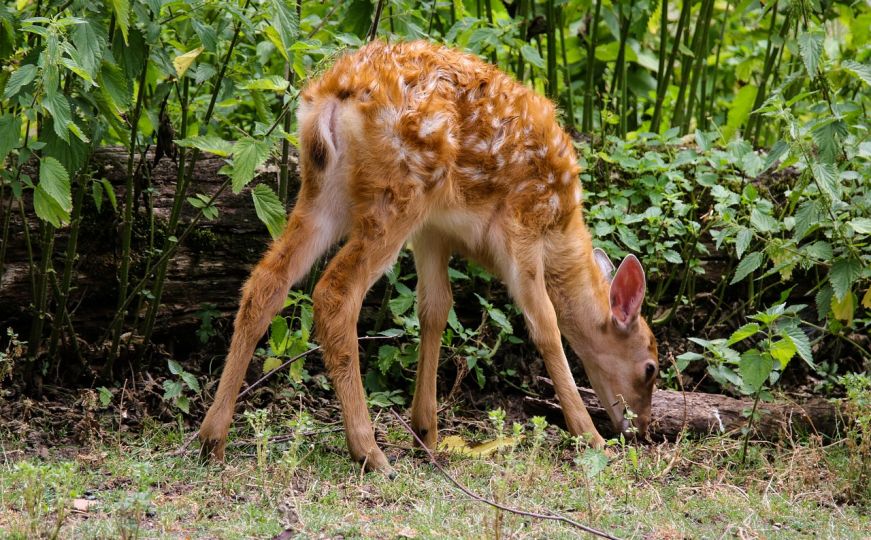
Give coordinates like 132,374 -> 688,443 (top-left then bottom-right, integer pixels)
645,362 -> 657,380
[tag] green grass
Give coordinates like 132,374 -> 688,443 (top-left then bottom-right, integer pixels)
0,410 -> 868,539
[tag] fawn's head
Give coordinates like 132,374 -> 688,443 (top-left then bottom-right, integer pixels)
580,249 -> 658,438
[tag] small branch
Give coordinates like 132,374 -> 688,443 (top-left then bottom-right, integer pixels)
172,335 -> 393,455
390,409 -> 623,540
367,0 -> 387,41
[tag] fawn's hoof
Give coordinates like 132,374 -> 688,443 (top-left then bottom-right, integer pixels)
198,434 -> 226,463
357,447 -> 395,478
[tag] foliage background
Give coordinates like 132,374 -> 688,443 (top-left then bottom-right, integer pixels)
0,0 -> 869,411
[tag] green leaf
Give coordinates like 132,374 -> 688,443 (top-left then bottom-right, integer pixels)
98,60 -> 131,113
841,60 -> 871,86
663,249 -> 682,264
269,315 -> 289,355
722,85 -> 756,142
811,120 -> 846,164
0,114 -> 22,163
735,227 -> 752,258
731,251 -> 763,285
578,448 -> 608,479
162,379 -> 183,400
793,199 -> 822,241
487,306 -> 513,334
101,178 -> 117,211
42,91 -> 72,142
802,240 -> 832,261
739,349 -> 773,393
815,284 -> 833,321
71,21 -> 103,78
230,137 -> 272,193
167,359 -> 183,375
263,356 -> 282,373
750,207 -> 778,233
521,44 -> 545,69
241,75 -> 289,92
829,257 -> 862,301
847,218 -> 871,235
811,162 -> 839,201
762,140 -> 788,172
3,64 -> 37,99
728,323 -> 760,345
108,0 -> 130,44
175,134 -> 233,157
38,156 -> 71,212
33,184 -> 68,227
797,31 -> 824,78
270,0 -> 299,50
779,322 -> 813,368
769,338 -> 796,369
181,372 -> 200,393
176,395 -> 190,413
389,293 -> 414,317
251,183 -> 286,239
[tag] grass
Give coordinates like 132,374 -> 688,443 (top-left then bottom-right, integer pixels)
0,406 -> 868,539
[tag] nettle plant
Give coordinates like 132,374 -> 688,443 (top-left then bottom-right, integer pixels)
682,303 -> 812,399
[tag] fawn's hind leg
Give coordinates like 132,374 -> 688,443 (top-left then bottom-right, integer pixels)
409,229 -> 452,449
199,199 -> 343,461
313,212 -> 419,474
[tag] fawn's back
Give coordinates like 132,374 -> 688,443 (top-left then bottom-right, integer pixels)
297,40 -> 583,259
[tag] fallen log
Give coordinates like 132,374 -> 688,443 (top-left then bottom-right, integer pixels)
1,148 -> 295,342
524,377 -> 840,441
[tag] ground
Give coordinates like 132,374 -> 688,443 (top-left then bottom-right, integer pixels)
0,393 -> 868,539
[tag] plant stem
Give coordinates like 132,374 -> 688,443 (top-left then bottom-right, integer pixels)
741,385 -> 763,465
558,6 -> 575,129
109,47 -> 150,363
515,0 -> 530,81
682,0 -> 715,133
48,172 -> 87,359
141,6 -> 249,347
582,0 -> 602,132
545,0 -> 558,99
28,222 -> 55,359
651,0 -> 691,132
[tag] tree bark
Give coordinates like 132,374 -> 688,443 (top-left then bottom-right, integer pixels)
524,377 -> 840,441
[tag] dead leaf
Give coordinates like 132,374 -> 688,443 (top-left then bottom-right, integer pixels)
437,435 -> 519,458
396,525 -> 418,538
72,499 -> 96,513
173,47 -> 204,78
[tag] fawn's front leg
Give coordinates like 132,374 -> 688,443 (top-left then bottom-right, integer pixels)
510,255 -> 607,449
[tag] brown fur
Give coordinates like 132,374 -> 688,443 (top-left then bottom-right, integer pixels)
199,41 -> 658,473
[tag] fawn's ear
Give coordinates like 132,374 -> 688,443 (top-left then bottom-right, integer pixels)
593,248 -> 616,283
609,254 -> 646,329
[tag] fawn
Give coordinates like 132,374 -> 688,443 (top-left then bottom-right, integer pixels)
199,40 -> 658,474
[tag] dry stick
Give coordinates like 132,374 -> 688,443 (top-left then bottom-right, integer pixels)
173,336 -> 392,455
389,410 -> 623,540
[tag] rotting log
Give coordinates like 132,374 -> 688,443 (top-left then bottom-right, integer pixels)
0,148 -> 298,342
524,377 -> 840,441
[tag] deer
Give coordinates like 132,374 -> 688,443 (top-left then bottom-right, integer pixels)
198,40 -> 658,475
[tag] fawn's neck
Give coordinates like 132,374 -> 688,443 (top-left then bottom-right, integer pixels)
546,214 -> 613,360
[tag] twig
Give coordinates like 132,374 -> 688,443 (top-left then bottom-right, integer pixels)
389,409 -> 623,540
367,0 -> 387,41
172,335 -> 394,456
